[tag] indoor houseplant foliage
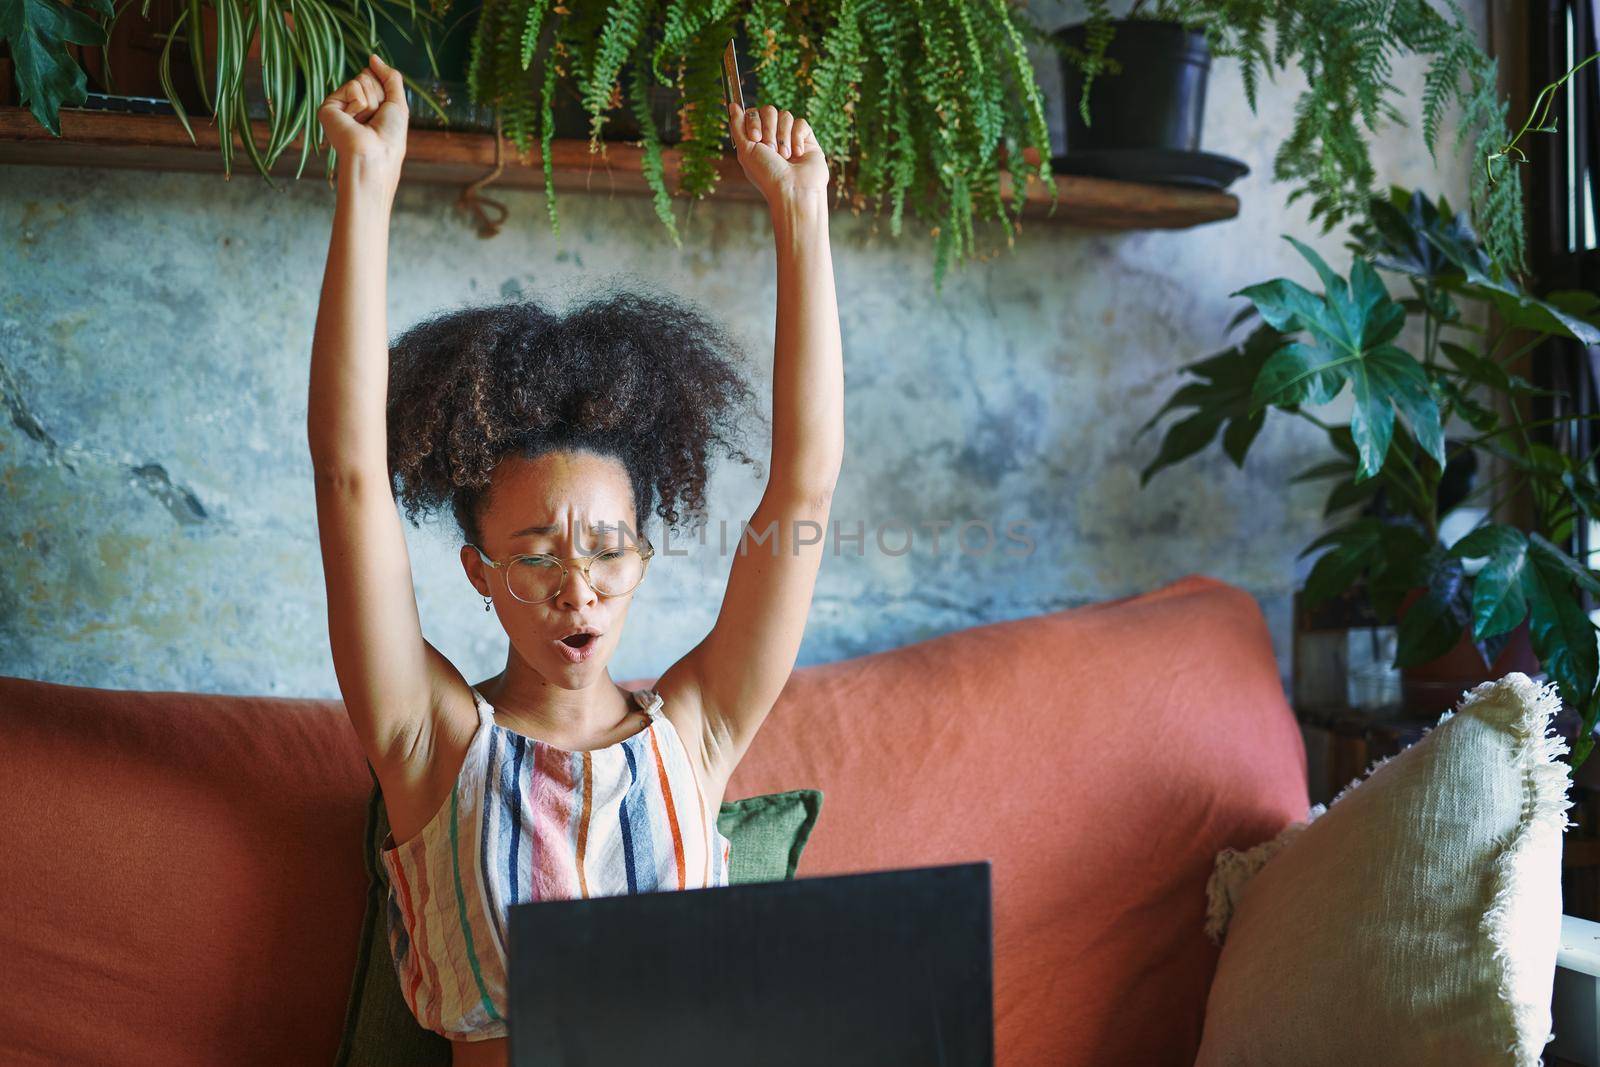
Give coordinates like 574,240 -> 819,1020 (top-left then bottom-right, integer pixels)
1137,186 -> 1600,762
0,0 -> 115,134
464,0 -> 1059,288
1038,0 -> 1529,275
3,0 -> 459,183
161,0 -> 456,183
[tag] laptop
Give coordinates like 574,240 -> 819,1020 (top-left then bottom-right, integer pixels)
507,860 -> 994,1067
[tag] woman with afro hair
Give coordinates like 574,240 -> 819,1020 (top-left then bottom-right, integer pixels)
309,52 -> 841,1064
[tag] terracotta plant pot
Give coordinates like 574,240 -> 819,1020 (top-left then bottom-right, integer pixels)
1394,586 -> 1542,714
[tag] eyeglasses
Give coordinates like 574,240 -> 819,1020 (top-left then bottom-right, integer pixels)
468,538 -> 656,604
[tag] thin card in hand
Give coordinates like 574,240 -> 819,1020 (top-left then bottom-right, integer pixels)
723,38 -> 744,113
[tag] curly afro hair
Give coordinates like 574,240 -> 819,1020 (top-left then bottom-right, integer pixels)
385,280 -> 766,549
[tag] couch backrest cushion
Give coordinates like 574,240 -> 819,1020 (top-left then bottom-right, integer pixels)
718,574 -> 1309,1065
0,676 -> 373,1066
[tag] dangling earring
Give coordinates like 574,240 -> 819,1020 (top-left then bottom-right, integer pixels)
483,596 -> 493,612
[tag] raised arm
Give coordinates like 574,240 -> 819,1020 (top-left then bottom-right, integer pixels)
662,99 -> 844,791
307,56 -> 446,774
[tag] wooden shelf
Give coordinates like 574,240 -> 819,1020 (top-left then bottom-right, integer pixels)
0,105 -> 1241,231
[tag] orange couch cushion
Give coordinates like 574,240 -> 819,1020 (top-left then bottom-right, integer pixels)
0,573 -> 1306,1065
0,679 -> 373,1066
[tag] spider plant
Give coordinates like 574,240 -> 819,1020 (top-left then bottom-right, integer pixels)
145,0 -> 454,186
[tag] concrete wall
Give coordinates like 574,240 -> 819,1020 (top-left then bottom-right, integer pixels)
0,2 -> 1489,701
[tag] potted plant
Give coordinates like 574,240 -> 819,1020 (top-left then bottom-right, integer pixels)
1036,0 -> 1530,274
1137,185 -> 1600,761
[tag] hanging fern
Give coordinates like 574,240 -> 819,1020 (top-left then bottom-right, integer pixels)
468,0 -> 548,155
628,32 -> 678,240
466,0 -> 1057,288
582,0 -> 654,148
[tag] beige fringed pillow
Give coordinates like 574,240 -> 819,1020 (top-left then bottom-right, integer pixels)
1197,671 -> 1573,1067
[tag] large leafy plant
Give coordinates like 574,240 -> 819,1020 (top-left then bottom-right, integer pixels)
465,0 -> 1058,288
1052,0 -> 1528,275
1137,187 -> 1600,763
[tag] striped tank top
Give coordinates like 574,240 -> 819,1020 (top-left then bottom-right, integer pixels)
378,684 -> 733,1042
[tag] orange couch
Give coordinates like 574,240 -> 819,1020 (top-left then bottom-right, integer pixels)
0,573 -> 1308,1066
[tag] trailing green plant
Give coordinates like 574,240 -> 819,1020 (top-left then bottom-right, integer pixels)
1038,0 -> 1530,276
151,0 -> 455,185
464,0 -> 1058,289
1485,47 -> 1600,188
1137,186 -> 1600,763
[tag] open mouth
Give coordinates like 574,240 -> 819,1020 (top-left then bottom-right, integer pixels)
559,633 -> 596,648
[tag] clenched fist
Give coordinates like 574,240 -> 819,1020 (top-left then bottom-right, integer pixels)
318,54 -> 409,196
727,101 -> 830,208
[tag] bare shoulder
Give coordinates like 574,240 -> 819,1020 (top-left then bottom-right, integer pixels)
651,659 -> 731,807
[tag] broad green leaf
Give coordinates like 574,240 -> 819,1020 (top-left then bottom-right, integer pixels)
1138,410 -> 1221,486
1522,538 -> 1600,709
1301,519 -> 1387,608
1369,344 -> 1446,469
1138,325 -> 1287,485
1393,549 -> 1473,668
1252,341 -> 1347,411
1220,408 -> 1266,467
0,0 -> 112,136
1528,531 -> 1600,599
1286,236 -> 1362,341
1350,259 -> 1401,340
1447,523 -> 1529,640
1434,377 -> 1498,432
1347,359 -> 1397,479
1354,187 -> 1487,283
1233,278 -> 1342,348
1457,280 -> 1600,346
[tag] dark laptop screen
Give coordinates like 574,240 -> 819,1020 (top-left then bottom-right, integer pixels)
507,861 -> 993,1067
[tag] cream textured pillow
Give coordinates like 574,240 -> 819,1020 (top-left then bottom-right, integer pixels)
1196,671 -> 1573,1067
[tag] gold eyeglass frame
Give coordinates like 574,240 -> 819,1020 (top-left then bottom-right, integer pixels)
467,538 -> 656,604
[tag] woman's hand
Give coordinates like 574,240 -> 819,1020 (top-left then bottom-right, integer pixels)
727,101 -> 830,207
318,54 -> 409,198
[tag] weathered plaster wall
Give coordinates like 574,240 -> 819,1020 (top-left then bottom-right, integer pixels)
1,2 -> 1489,700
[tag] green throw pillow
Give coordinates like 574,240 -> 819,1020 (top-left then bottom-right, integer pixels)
716,788 -> 823,883
335,766 -> 822,1067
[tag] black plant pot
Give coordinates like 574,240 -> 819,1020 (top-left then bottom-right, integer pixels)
1054,18 -> 1210,152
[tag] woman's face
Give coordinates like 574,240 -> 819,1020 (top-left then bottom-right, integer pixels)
464,449 -> 642,685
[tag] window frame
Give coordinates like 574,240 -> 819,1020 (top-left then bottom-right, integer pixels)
1528,0 -> 1600,583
